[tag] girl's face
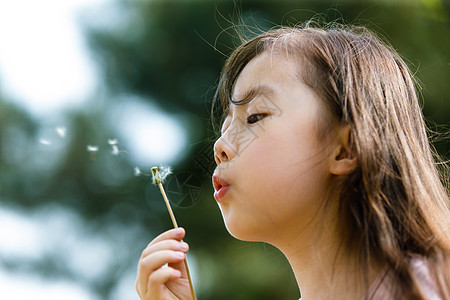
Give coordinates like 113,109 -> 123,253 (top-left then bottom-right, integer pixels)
213,52 -> 336,243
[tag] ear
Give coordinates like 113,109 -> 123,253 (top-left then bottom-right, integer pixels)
329,125 -> 358,175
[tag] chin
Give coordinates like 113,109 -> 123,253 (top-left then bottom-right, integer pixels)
219,204 -> 271,242
222,217 -> 266,243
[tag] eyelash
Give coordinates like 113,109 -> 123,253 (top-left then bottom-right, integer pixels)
246,113 -> 267,124
220,113 -> 267,134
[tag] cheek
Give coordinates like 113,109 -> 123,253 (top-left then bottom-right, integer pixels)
243,133 -> 330,207
220,146 -> 331,242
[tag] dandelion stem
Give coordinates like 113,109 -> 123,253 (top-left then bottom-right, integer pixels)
151,166 -> 197,300
156,181 -> 178,228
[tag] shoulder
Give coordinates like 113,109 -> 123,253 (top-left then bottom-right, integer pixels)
369,255 -> 445,300
409,255 -> 443,300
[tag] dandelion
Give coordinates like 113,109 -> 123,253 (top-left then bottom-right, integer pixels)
155,165 -> 172,184
150,165 -> 196,299
150,166 -> 172,185
86,145 -> 99,152
55,126 -> 66,138
39,139 -> 51,145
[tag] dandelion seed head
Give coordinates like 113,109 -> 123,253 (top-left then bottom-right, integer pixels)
151,165 -> 172,185
159,165 -> 172,181
151,167 -> 161,184
108,139 -> 118,145
87,145 -> 99,152
39,139 -> 51,145
55,126 -> 66,138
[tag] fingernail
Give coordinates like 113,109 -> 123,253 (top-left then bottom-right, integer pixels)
175,251 -> 185,259
174,269 -> 182,277
180,242 -> 189,251
174,227 -> 184,235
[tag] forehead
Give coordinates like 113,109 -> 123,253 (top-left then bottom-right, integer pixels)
224,52 -> 300,113
220,51 -> 332,130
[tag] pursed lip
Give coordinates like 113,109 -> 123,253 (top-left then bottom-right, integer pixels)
212,175 -> 230,202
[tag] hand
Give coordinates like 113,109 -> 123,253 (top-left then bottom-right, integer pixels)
136,228 -> 192,300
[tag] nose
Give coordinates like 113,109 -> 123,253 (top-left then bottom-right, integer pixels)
213,135 -> 235,165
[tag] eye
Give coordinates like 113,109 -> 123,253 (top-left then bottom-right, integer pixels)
246,113 -> 267,124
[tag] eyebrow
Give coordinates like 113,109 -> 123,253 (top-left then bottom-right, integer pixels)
221,85 -> 276,134
229,84 -> 275,106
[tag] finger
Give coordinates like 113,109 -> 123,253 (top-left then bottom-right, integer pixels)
168,259 -> 189,280
146,267 -> 182,298
137,250 -> 185,295
141,239 -> 189,259
136,266 -> 181,299
148,228 -> 185,248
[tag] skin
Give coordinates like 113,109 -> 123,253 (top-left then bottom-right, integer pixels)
213,52 -> 334,244
136,228 -> 191,300
136,52 -> 380,299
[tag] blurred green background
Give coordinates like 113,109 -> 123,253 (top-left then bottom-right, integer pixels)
0,0 -> 448,299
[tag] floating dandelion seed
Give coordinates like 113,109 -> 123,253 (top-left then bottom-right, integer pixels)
87,145 -> 99,161
111,145 -> 120,155
108,138 -> 127,155
86,145 -> 99,152
150,165 -> 197,300
134,166 -> 151,177
39,139 -> 51,145
134,166 -> 142,176
55,127 -> 66,138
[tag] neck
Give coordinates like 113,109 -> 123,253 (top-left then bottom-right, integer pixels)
269,217 -> 382,300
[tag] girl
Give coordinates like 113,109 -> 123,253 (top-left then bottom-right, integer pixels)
135,25 -> 450,299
